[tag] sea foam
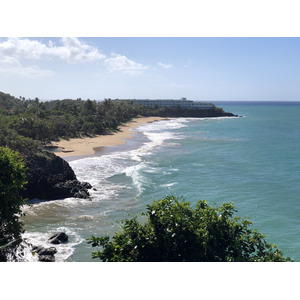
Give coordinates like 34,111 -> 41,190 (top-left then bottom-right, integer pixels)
20,118 -> 193,261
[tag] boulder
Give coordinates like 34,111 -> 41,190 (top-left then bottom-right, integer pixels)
82,182 -> 92,189
49,232 -> 68,244
32,245 -> 58,262
32,246 -> 57,256
39,255 -> 55,262
53,180 -> 91,199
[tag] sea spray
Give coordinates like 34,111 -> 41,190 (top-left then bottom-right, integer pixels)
10,227 -> 83,262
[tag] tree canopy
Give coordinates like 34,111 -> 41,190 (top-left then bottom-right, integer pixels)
0,92 -> 233,147
88,196 -> 292,262
0,147 -> 27,261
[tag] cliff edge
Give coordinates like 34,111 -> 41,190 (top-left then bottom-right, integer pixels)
21,151 -> 91,201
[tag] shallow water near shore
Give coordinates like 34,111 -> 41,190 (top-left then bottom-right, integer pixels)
20,102 -> 300,261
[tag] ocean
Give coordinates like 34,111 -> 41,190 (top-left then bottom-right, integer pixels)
18,101 -> 300,262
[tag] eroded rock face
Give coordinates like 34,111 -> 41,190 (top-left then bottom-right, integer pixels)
21,151 -> 91,201
53,180 -> 91,199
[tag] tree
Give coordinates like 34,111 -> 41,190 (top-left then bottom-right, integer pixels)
88,196 -> 292,262
83,99 -> 96,115
0,147 -> 27,261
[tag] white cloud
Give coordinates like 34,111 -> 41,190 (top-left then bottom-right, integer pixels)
0,37 -> 106,63
0,54 -> 55,78
157,62 -> 173,69
55,37 -> 106,63
0,37 -> 106,77
0,37 -> 149,77
104,53 -> 149,75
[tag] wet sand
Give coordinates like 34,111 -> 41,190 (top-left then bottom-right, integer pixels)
51,117 -> 166,158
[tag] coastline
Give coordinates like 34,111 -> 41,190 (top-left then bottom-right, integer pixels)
51,116 -> 166,158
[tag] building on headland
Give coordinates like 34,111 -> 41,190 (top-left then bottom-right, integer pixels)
118,97 -> 214,109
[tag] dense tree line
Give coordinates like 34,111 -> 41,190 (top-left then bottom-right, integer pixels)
0,92 -> 161,145
0,91 -> 233,148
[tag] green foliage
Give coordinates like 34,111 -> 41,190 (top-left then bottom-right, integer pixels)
0,92 -> 233,148
0,147 -> 27,261
0,125 -> 42,157
88,196 -> 292,262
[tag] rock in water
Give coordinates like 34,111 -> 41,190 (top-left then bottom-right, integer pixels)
32,245 -> 58,262
49,232 -> 69,244
53,180 -> 91,199
39,255 -> 55,262
32,246 -> 57,256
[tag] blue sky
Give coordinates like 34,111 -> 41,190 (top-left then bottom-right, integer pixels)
1,37 -> 300,101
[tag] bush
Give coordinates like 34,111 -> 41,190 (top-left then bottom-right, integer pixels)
0,147 -> 27,261
88,196 -> 292,262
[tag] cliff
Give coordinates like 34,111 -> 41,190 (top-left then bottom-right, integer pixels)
21,151 -> 91,201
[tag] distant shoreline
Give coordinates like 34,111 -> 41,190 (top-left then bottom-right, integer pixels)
51,116 -> 166,158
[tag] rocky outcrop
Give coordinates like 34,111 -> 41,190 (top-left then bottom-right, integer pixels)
21,151 -> 91,201
33,246 -> 58,256
31,232 -> 69,262
49,232 -> 68,244
32,245 -> 58,262
157,106 -> 240,118
38,255 -> 55,262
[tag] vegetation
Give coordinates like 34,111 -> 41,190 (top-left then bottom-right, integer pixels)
0,147 -> 27,261
0,93 -> 158,145
0,91 -> 233,149
88,196 -> 292,262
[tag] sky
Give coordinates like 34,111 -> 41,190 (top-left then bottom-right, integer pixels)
1,0 -> 300,102
1,37 -> 300,101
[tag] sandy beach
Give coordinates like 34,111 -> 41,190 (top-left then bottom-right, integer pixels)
51,116 -> 166,157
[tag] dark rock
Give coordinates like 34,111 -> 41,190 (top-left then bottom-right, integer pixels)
21,151 -> 91,201
49,232 -> 68,244
82,182 -> 92,189
32,246 -> 57,256
39,255 -> 55,262
53,180 -> 90,199
32,245 -> 43,254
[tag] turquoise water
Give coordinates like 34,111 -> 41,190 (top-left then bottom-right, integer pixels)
20,102 -> 300,261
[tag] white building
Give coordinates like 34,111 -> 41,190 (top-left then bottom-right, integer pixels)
126,98 -> 213,109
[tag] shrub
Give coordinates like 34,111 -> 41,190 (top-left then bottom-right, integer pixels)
88,196 -> 292,262
0,147 -> 27,261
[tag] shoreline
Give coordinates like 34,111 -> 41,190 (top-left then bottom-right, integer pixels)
51,117 -> 167,158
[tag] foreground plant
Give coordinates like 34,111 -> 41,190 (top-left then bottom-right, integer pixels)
88,196 -> 292,262
0,147 -> 27,261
